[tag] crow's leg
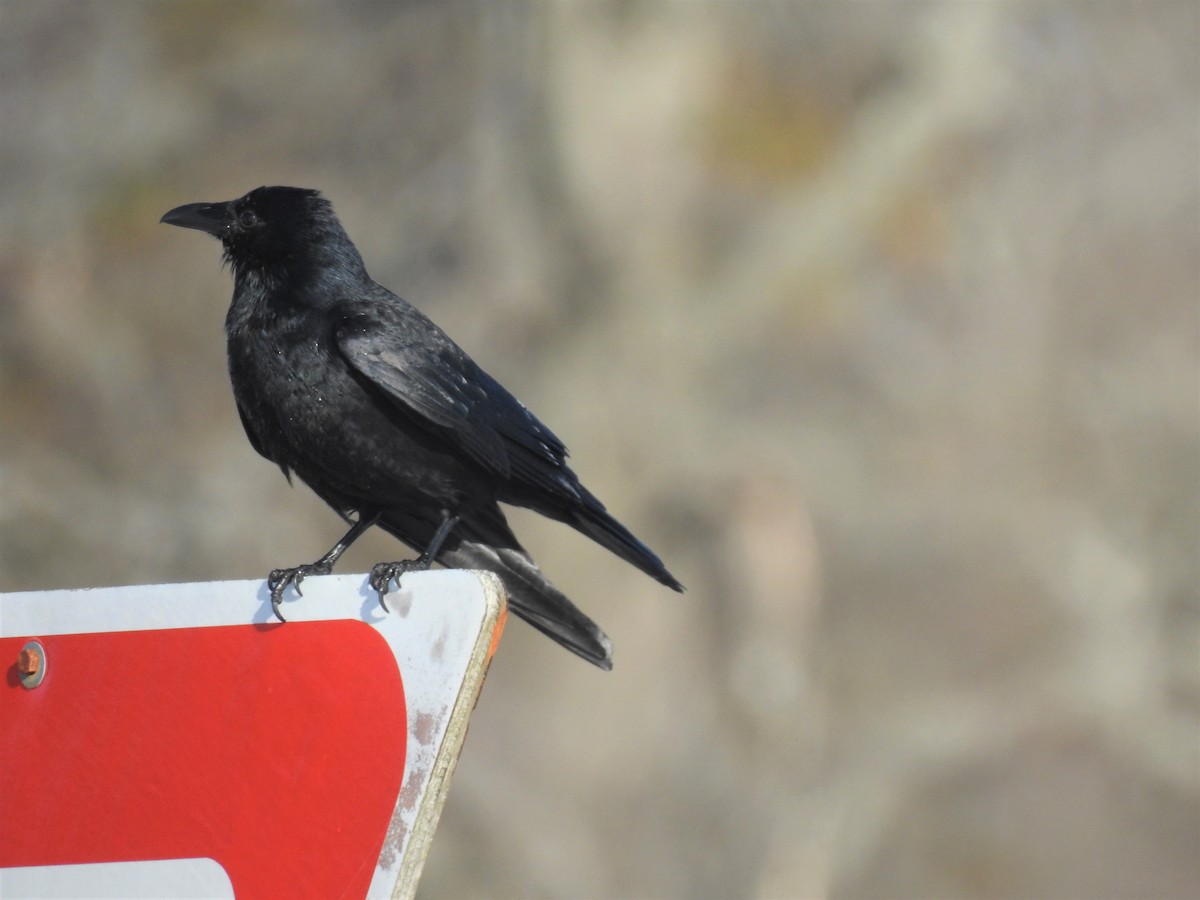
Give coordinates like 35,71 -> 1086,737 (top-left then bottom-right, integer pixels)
369,511 -> 460,612
268,512 -> 380,622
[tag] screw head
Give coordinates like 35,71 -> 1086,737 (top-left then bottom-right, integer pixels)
18,640 -> 46,689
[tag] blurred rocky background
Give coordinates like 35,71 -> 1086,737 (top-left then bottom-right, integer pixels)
1,1 -> 1196,897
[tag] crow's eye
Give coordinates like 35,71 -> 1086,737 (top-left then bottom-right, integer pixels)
239,209 -> 259,228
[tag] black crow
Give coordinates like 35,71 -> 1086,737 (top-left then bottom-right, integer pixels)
161,186 -> 682,669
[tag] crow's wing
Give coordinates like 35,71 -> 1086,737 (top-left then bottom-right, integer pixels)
335,296 -> 575,495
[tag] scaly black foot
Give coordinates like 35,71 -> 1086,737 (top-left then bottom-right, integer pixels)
267,562 -> 333,622
369,556 -> 434,613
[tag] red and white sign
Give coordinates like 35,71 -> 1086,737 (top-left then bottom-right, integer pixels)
0,570 -> 506,899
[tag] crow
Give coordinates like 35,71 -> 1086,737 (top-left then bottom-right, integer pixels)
161,186 -> 682,669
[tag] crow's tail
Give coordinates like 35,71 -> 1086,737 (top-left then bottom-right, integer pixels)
438,538 -> 613,670
378,505 -> 614,670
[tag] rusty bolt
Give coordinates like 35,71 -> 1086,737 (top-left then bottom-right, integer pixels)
18,646 -> 41,675
18,640 -> 46,689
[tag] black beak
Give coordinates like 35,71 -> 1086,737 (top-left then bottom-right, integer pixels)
160,201 -> 230,236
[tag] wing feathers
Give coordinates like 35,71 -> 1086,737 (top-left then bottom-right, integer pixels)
336,299 -> 572,496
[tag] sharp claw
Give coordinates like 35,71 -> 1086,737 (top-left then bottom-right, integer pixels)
370,568 -> 389,612
368,557 -> 432,615
370,563 -> 401,613
269,576 -> 287,622
267,567 -> 300,622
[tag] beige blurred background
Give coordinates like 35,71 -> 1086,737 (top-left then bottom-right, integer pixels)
1,2 -> 1196,897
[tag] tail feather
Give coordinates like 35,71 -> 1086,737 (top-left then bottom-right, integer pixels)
377,505 -> 614,670
439,540 -> 614,670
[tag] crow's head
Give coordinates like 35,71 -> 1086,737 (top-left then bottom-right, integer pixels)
162,186 -> 361,279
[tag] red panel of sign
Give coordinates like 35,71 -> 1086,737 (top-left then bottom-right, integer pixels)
0,621 -> 407,899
